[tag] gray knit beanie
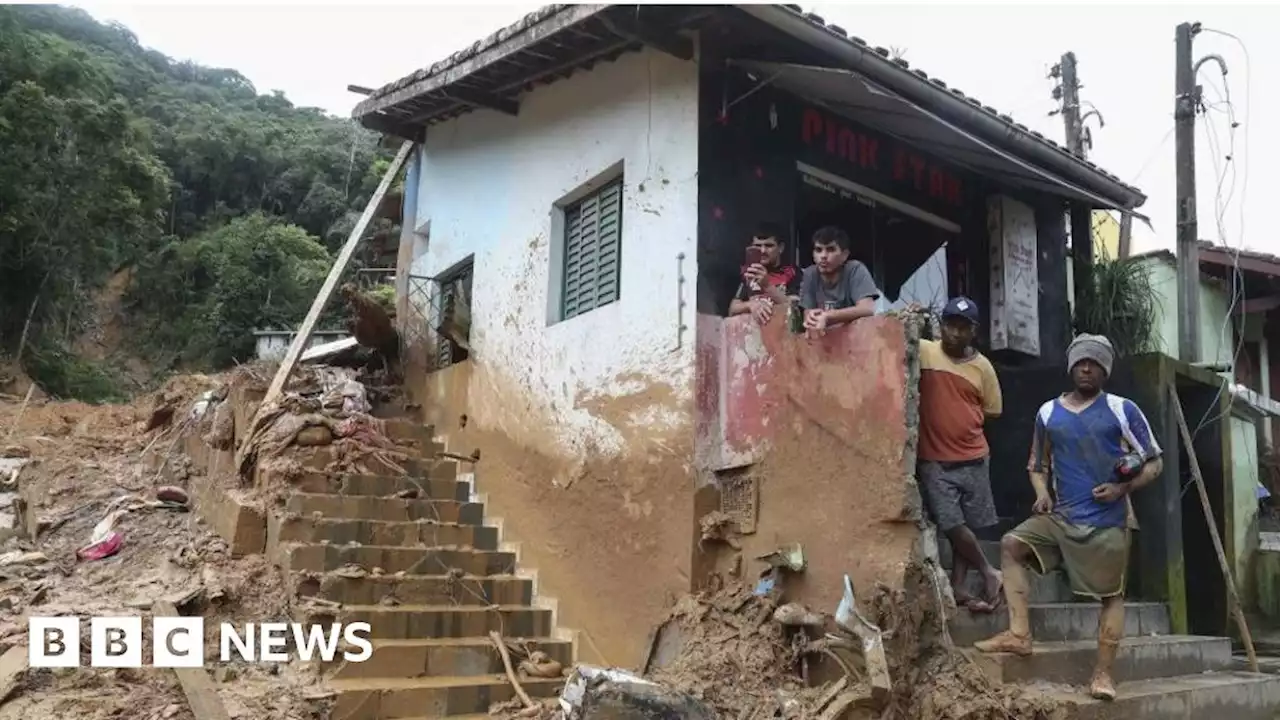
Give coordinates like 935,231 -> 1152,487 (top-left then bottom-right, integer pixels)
1067,334 -> 1114,377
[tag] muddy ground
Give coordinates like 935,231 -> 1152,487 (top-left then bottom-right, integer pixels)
0,365 -> 329,720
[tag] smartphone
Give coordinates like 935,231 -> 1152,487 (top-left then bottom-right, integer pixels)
744,246 -> 764,267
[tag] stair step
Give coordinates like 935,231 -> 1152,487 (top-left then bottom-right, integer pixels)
273,517 -> 497,550
290,472 -> 469,499
1231,654 -> 1280,675
303,604 -> 554,639
294,571 -> 533,607
955,568 -> 1074,604
329,674 -> 562,719
939,538 -> 1003,570
285,493 -> 483,525
950,602 -> 1170,645
969,635 -> 1232,685
323,636 -> 573,679
284,544 -> 515,576
1051,671 -> 1280,719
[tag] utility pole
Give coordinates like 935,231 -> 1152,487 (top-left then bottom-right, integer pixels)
1175,22 -> 1202,363
1053,52 -> 1095,322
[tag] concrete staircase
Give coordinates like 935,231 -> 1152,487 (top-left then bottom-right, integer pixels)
943,538 -> 1280,718
265,419 -> 573,719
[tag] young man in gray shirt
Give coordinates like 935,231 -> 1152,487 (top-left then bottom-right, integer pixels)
799,225 -> 880,337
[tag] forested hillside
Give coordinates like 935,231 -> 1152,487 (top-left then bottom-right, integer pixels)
0,5 -> 394,399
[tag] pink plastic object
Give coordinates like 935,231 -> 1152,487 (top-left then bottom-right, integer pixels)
77,531 -> 124,561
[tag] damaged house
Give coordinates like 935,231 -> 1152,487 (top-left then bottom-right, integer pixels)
348,4 -> 1280,715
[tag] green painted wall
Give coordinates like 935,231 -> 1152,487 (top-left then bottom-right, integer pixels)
1230,414 -> 1261,607
1138,257 -> 1234,364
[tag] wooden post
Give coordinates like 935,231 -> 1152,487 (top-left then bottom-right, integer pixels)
153,600 -> 234,720
261,140 -> 414,406
1168,382 -> 1258,671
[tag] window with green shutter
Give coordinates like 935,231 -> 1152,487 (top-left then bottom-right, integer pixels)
561,178 -> 623,320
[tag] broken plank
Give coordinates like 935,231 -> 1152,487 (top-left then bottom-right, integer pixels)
259,140 -> 413,411
0,645 -> 25,704
153,600 -> 233,720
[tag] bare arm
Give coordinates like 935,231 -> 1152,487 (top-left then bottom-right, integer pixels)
728,298 -> 752,316
1127,457 -> 1163,493
823,297 -> 875,324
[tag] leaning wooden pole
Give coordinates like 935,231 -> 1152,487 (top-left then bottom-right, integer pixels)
262,140 -> 413,405
1168,382 -> 1259,672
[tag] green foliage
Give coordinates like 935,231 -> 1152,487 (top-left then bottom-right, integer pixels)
0,5 -> 397,394
24,340 -> 124,403
1074,257 -> 1159,358
132,214 -> 332,368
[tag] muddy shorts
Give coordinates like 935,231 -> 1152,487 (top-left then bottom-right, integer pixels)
1008,513 -> 1130,599
917,457 -> 997,533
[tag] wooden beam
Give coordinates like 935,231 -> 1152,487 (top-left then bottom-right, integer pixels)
443,86 -> 519,116
347,84 -> 374,95
359,113 -> 422,142
598,14 -> 694,61
1199,247 -> 1280,277
153,600 -> 234,720
261,141 -> 414,406
1168,384 -> 1259,672
1242,295 -> 1280,315
352,4 -> 609,117
400,38 -> 636,126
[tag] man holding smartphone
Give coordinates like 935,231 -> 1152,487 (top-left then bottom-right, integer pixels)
728,221 -> 801,325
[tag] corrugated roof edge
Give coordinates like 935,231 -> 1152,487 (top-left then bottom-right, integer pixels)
356,4 -> 570,106
772,4 -> 1144,204
351,3 -> 1145,206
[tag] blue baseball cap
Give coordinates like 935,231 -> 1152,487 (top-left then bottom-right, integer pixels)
941,296 -> 980,325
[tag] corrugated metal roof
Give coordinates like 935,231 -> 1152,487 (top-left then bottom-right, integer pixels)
353,3 -> 1141,201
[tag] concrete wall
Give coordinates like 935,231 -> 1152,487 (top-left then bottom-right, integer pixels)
693,312 -> 924,613
405,48 -> 700,668
1135,256 -> 1234,365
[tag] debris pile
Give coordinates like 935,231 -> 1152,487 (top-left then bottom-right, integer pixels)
0,368 -> 331,720
489,561 -> 1073,720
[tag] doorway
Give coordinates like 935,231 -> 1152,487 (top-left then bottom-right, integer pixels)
793,163 -> 957,311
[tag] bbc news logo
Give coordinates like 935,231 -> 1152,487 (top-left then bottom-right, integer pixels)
28,617 -> 373,667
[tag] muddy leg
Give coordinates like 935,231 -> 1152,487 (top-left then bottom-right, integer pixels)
973,534 -> 1033,655
1090,595 -> 1124,701
947,524 -> 1002,606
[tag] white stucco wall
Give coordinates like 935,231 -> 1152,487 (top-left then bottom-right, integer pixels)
410,48 -> 699,457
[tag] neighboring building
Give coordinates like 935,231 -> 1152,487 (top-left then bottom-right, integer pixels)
253,329 -> 350,361
1092,209 -> 1121,260
352,4 -> 1145,662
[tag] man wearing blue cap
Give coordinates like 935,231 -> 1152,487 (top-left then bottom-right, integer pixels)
976,333 -> 1164,702
916,296 -> 1004,614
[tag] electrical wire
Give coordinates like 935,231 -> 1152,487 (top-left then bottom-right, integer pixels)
1177,27 -> 1254,495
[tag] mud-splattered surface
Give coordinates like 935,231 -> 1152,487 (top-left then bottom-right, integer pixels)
416,359 -> 695,667
0,368 -> 329,720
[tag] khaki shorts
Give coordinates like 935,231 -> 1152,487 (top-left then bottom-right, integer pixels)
1007,514 -> 1130,599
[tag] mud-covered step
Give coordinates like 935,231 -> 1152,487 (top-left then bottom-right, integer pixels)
329,674 -> 562,719
288,472 -> 469,500
284,493 -> 483,524
323,636 -> 573,680
283,544 -> 515,576
271,516 -> 496,550
968,635 -> 1232,686
301,604 -> 553,640
949,602 -> 1170,645
294,571 -> 533,607
1052,671 -> 1280,720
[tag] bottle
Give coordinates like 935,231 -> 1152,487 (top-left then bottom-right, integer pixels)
788,299 -> 805,334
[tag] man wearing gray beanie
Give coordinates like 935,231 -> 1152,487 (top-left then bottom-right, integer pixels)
975,333 -> 1164,702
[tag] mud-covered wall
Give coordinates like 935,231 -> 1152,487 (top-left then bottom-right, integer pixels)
693,313 -> 925,614
405,47 -> 700,668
